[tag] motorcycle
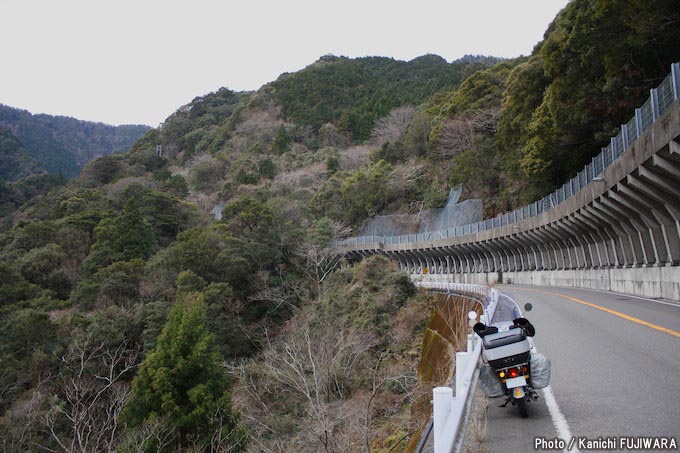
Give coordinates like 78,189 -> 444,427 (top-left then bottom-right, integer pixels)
471,303 -> 549,418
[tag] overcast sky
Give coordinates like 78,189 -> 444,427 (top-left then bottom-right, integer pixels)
0,0 -> 569,127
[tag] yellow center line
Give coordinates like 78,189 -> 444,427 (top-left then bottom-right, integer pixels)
508,287 -> 680,339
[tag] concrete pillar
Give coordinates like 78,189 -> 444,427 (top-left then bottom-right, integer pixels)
610,188 -> 664,265
593,200 -> 642,266
618,182 -> 680,265
607,192 -> 657,266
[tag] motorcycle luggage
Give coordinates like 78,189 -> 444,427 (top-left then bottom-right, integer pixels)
529,352 -> 551,389
482,327 -> 526,349
478,364 -> 505,398
482,328 -> 531,369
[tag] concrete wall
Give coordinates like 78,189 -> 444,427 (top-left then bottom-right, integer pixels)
418,267 -> 680,301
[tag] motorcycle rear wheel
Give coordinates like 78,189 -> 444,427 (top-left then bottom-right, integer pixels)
516,397 -> 528,418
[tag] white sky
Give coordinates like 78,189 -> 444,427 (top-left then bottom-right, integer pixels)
0,0 -> 569,127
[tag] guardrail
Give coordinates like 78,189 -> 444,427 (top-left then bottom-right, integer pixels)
413,281 -> 499,452
336,63 -> 680,248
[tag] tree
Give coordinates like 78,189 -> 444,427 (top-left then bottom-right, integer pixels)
81,201 -> 156,273
162,174 -> 189,198
124,295 -> 246,450
187,155 -> 227,192
69,259 -> 145,309
296,218 -> 350,299
44,332 -> 139,453
146,224 -> 252,290
340,160 -> 392,225
495,0 -> 680,201
271,126 -> 291,154
258,158 -> 276,180
18,243 -> 72,299
369,106 -> 415,146
222,196 -> 274,237
325,153 -> 340,174
0,263 -> 44,307
233,255 -> 425,451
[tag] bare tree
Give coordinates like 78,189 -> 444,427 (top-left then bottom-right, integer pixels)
248,270 -> 302,313
261,322 -> 379,452
296,219 -> 351,298
116,417 -> 177,453
468,107 -> 500,133
43,334 -> 139,453
233,101 -> 284,145
232,316 -> 381,452
434,107 -> 500,160
370,107 -> 416,147
434,117 -> 476,160
227,360 -> 286,453
319,123 -> 349,148
387,161 -> 426,200
340,145 -> 371,171
0,385 -> 47,452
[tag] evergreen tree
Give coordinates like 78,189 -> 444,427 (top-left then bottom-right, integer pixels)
271,126 -> 291,154
81,200 -> 156,273
124,294 -> 245,449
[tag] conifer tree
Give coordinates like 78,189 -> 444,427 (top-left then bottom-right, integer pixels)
124,294 -> 246,449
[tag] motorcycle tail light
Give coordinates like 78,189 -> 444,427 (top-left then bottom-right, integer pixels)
508,368 -> 519,379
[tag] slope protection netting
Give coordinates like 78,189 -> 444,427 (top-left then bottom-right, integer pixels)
357,187 -> 483,237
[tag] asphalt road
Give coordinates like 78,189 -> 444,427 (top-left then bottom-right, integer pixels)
483,285 -> 680,452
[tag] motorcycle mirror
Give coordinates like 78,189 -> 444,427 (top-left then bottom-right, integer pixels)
524,303 -> 533,312
468,311 -> 478,328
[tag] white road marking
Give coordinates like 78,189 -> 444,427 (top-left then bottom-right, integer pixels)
542,385 -> 579,453
499,290 -> 580,452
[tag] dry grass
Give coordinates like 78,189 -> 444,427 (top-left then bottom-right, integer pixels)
463,387 -> 490,453
405,292 -> 486,453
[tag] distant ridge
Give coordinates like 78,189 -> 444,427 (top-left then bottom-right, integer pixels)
0,104 -> 151,178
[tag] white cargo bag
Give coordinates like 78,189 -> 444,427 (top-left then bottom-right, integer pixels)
478,364 -> 505,398
529,352 -> 551,389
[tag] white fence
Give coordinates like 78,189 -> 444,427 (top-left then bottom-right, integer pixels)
414,281 -> 499,452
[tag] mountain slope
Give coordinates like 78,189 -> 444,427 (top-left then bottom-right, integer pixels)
2,1 -> 679,447
0,104 -> 151,178
267,54 -> 494,141
0,127 -> 45,181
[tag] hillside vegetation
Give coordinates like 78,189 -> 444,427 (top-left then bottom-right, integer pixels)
0,127 -> 46,181
0,104 -> 150,178
1,0 -> 679,450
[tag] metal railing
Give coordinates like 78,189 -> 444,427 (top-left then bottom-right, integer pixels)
336,63 -> 680,248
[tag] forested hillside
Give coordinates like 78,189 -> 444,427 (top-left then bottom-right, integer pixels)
0,104 -> 151,178
494,0 -> 680,203
1,0 -> 679,450
267,54 -> 497,141
0,127 -> 45,181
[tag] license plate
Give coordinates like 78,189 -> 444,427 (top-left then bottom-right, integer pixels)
513,387 -> 525,398
505,376 -> 527,388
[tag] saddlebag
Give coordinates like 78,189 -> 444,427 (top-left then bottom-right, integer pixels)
478,364 -> 505,398
482,328 -> 531,369
529,352 -> 551,389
